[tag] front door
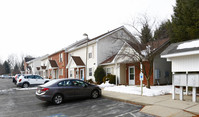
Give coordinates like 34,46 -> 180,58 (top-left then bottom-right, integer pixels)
80,69 -> 84,80
129,66 -> 135,85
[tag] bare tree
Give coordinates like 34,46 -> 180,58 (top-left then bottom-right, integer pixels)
0,63 -> 5,75
8,54 -> 19,70
112,15 -> 164,89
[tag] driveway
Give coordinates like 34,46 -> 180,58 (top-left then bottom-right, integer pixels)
0,79 -> 154,117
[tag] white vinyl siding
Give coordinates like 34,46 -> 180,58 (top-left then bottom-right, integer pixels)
59,53 -> 63,62
171,54 -> 199,72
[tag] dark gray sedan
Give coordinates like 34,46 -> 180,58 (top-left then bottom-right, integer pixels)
35,79 -> 101,104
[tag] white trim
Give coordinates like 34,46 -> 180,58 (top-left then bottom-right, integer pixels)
66,58 -> 72,68
80,69 -> 84,79
161,50 -> 199,58
96,26 -> 125,42
128,66 -> 135,85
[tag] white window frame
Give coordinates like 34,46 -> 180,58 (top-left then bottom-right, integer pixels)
89,68 -> 92,76
106,68 -> 111,75
70,70 -> 73,78
59,53 -> 63,62
88,52 -> 92,59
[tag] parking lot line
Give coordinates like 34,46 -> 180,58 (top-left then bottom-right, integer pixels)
115,109 -> 140,117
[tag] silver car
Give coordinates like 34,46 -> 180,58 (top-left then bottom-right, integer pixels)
35,79 -> 101,104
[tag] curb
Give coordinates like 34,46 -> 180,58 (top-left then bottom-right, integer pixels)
102,95 -> 150,106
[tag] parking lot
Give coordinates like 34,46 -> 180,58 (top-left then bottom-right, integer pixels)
0,79 -> 154,117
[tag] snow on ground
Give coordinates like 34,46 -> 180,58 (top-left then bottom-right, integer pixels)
0,88 -> 14,94
14,87 -> 37,91
104,85 -> 175,96
177,40 -> 199,49
99,82 -> 183,96
98,81 -> 115,88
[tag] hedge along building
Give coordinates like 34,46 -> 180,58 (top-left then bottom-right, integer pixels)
65,26 -> 134,82
100,38 -> 171,86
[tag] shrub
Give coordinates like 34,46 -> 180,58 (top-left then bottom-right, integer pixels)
103,74 -> 116,84
94,66 -> 106,84
86,79 -> 94,84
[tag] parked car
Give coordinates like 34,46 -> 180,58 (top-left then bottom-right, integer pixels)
0,75 -> 13,79
13,74 -> 21,85
36,79 -> 101,105
17,74 -> 49,88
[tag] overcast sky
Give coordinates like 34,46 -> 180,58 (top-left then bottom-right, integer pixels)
0,0 -> 176,62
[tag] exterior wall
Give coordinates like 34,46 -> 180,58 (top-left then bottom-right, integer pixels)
103,65 -> 115,75
68,43 -> 97,81
170,54 -> 199,72
120,64 -> 126,85
28,60 -> 41,75
153,54 -> 172,85
41,58 -> 50,78
48,50 -> 66,79
97,29 -> 126,65
126,62 -> 154,86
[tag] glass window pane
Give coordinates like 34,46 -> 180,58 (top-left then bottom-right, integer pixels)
130,74 -> 134,80
130,68 -> 134,73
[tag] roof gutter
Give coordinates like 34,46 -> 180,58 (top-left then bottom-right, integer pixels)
161,50 -> 199,58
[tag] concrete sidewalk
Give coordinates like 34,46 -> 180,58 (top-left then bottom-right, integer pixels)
102,89 -> 199,117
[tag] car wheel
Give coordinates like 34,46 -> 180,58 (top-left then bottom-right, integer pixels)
91,90 -> 99,99
53,94 -> 63,105
22,83 -> 29,88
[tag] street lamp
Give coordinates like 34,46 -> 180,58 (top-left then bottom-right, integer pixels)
83,33 -> 89,81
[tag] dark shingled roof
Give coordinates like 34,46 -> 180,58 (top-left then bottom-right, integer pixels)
24,57 -> 35,62
41,66 -> 46,69
36,67 -> 40,70
161,39 -> 199,56
101,54 -> 116,64
71,56 -> 85,66
49,60 -> 58,68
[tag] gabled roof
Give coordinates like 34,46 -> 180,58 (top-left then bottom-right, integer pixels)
71,56 -> 85,66
49,49 -> 65,57
41,66 -> 47,69
161,39 -> 199,58
100,38 -> 170,65
24,57 -> 35,62
65,26 -> 134,52
26,54 -> 49,64
101,54 -> 116,65
49,60 -> 58,68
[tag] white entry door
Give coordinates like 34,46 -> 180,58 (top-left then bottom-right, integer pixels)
80,69 -> 84,80
129,66 -> 135,85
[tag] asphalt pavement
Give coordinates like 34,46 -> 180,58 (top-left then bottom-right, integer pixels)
0,79 -> 154,117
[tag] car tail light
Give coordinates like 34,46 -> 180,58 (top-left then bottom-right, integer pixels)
41,88 -> 49,92
37,87 -> 49,94
19,79 -> 22,82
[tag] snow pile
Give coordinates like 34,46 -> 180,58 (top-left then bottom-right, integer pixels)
104,85 -> 175,96
177,40 -> 199,50
14,87 -> 37,91
98,81 -> 115,88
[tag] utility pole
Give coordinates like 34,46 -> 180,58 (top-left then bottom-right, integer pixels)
140,62 -> 143,96
83,33 -> 89,81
